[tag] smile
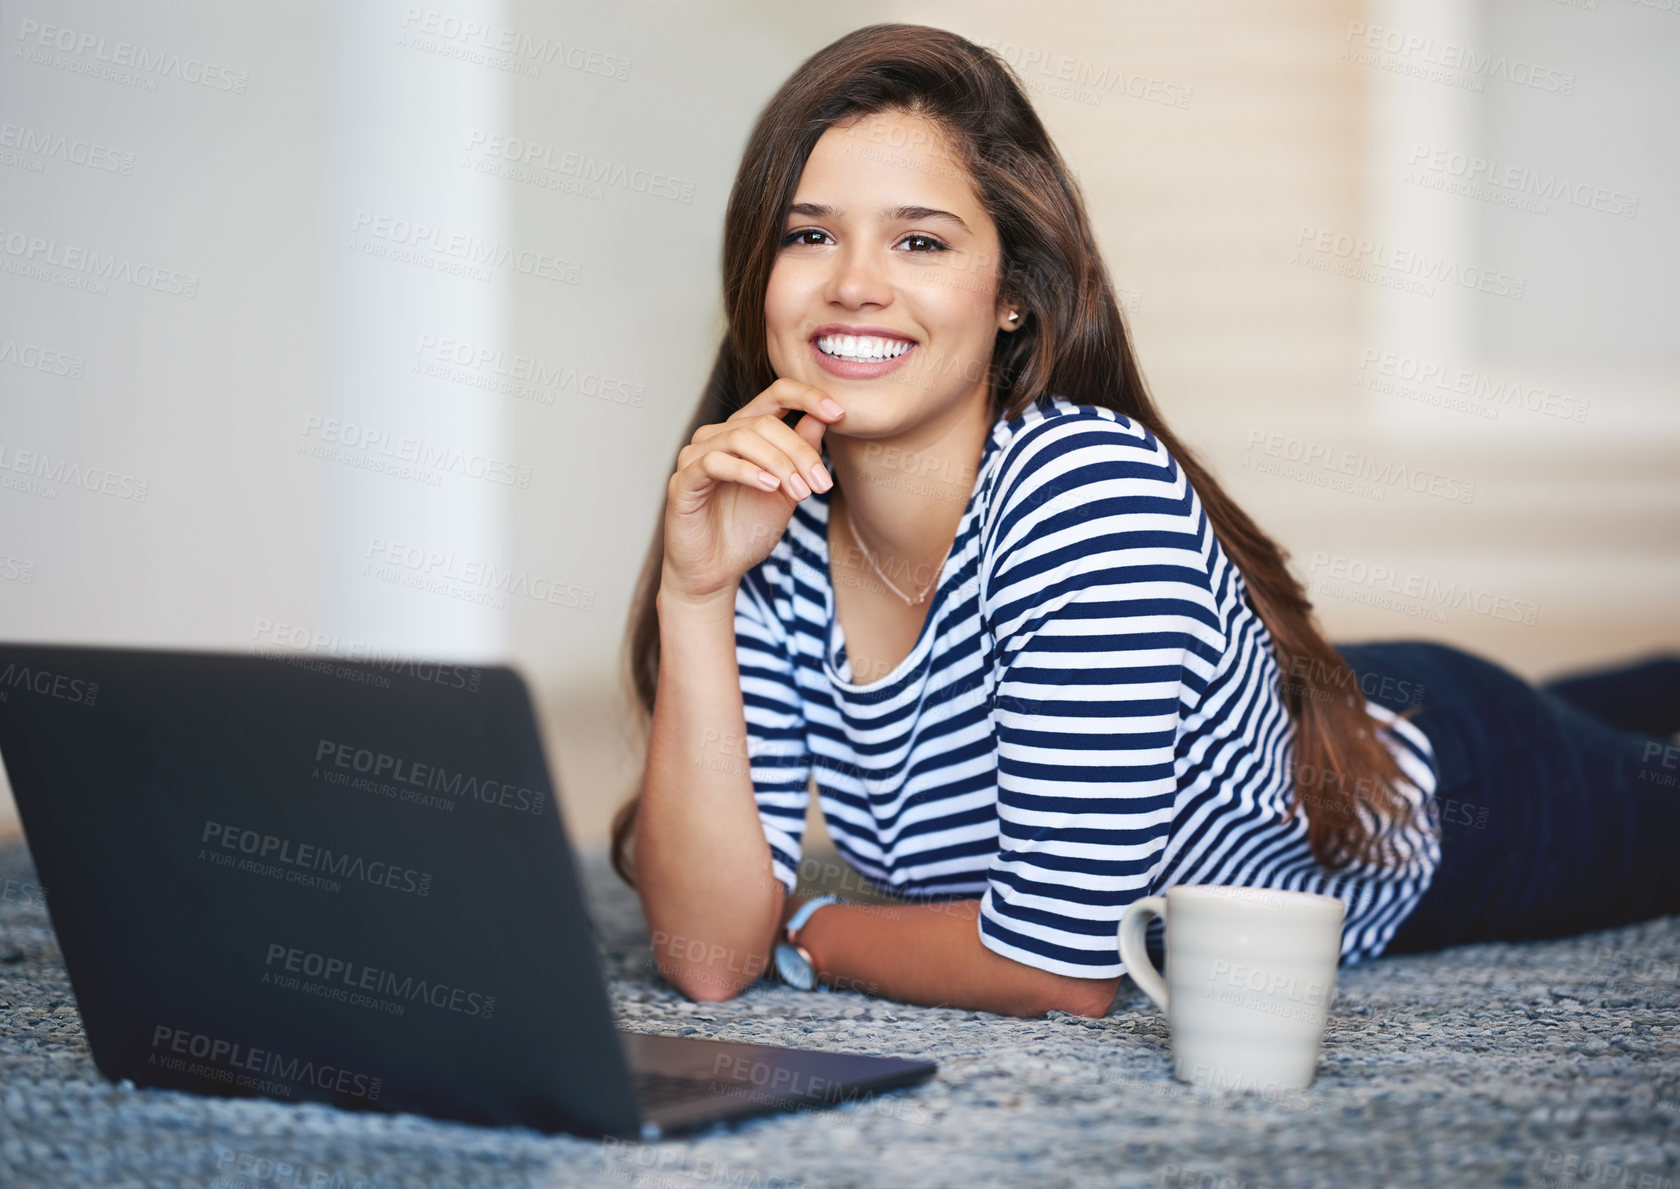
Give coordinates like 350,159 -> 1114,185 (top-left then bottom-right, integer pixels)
814,334 -> 916,363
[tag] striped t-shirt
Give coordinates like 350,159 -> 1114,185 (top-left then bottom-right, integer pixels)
736,395 -> 1441,979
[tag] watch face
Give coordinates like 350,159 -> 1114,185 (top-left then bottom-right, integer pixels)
774,942 -> 816,991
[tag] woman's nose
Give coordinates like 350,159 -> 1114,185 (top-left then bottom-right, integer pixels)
825,246 -> 892,307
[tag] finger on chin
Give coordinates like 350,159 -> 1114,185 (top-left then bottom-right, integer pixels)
795,409 -> 831,446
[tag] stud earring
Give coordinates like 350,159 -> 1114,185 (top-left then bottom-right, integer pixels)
1007,310 -> 1020,323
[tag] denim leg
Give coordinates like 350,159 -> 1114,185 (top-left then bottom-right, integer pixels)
1325,641 -> 1680,954
1539,653 -> 1680,739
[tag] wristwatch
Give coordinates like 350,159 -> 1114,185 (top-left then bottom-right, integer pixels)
774,894 -> 842,991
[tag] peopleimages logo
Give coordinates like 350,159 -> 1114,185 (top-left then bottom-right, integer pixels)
399,8 -> 631,80
464,130 -> 696,204
251,618 -> 483,692
200,820 -> 433,896
299,414 -> 533,489
149,1025 -> 382,1101
0,662 -> 97,705
1355,348 -> 1590,423
0,337 -> 85,379
14,18 -> 251,93
1278,653 -> 1427,709
314,738 -> 546,815
361,536 -> 596,612
264,943 -> 496,1019
1244,430 -> 1477,505
0,226 -> 199,297
1293,224 -> 1525,300
413,333 -> 646,410
1341,21 -> 1576,95
0,123 -> 135,174
1306,552 -> 1540,627
1406,145 -> 1638,219
0,443 -> 150,502
974,38 -> 1194,109
349,210 -> 582,285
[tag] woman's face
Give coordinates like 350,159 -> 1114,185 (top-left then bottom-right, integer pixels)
764,110 -> 1013,439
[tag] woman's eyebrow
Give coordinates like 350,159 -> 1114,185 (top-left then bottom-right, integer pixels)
786,202 -> 970,233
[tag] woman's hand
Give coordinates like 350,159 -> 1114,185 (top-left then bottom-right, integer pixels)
661,378 -> 846,603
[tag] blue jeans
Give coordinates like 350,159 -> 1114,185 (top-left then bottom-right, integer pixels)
1328,641 -> 1680,953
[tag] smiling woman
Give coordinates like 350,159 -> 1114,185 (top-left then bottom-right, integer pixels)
609,23 -> 1680,1019
765,109 -> 1026,679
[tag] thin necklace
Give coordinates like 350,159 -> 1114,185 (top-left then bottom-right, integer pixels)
839,501 -> 954,607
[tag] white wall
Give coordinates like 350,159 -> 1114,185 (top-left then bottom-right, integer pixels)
3,0 -> 1676,847
1323,0 -> 1680,666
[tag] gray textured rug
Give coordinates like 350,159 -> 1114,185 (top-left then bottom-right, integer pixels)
1,840 -> 1677,1189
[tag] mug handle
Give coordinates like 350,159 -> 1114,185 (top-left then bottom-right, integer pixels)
1117,896 -> 1169,1013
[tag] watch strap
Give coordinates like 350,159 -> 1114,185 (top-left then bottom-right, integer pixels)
785,893 -> 841,942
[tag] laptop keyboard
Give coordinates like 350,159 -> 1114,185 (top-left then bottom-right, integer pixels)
631,1071 -> 720,1109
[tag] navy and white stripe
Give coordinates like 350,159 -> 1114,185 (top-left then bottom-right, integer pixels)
735,396 -> 1441,978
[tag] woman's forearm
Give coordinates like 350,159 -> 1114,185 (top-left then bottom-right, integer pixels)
791,896 -> 1121,1019
636,575 -> 784,1000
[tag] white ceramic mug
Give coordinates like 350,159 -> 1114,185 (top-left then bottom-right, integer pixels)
1117,885 -> 1345,1091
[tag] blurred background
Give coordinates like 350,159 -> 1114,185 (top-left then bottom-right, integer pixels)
2,0 -> 1675,848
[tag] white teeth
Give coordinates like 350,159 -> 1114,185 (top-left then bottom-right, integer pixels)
815,334 -> 914,362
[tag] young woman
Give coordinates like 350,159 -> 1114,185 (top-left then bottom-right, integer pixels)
610,24 -> 1680,1019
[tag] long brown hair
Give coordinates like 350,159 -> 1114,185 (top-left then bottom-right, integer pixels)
610,23 -> 1423,887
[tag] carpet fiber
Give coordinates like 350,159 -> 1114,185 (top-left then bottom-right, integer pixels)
1,841 -> 1677,1188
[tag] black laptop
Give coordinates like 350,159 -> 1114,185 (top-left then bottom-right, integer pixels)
0,642 -> 935,1140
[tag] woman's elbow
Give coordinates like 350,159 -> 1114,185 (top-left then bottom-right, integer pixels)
1038,975 -> 1120,1020
655,949 -> 771,1004
674,976 -> 750,1004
